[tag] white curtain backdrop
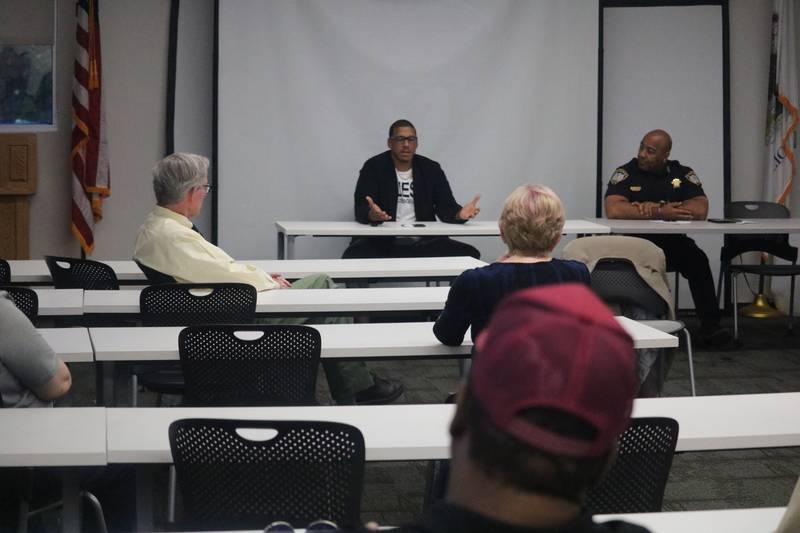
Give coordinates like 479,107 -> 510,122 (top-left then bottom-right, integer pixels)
217,0 -> 599,259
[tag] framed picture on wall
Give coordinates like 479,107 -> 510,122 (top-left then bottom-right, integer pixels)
0,44 -> 55,131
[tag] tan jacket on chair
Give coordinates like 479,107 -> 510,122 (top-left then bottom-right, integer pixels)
562,235 -> 675,319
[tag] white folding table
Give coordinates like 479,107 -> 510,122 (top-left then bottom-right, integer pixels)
590,217 -> 800,235
32,288 -> 84,316
9,257 -> 487,284
39,327 -> 94,363
0,407 -> 107,532
275,220 -> 611,259
595,506 -> 786,533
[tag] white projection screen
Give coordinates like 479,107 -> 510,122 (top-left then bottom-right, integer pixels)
217,0 -> 599,260
602,4 -> 724,309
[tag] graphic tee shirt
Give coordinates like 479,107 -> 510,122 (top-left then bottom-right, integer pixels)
396,169 -> 416,224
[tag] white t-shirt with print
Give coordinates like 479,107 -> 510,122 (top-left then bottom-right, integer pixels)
395,169 -> 415,224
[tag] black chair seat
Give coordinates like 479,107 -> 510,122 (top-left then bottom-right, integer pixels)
0,259 -> 9,284
729,264 -> 800,276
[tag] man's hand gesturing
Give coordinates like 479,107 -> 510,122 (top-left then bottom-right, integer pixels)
366,196 -> 391,222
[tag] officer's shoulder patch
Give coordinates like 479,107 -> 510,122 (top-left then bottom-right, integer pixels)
685,170 -> 701,186
609,168 -> 629,185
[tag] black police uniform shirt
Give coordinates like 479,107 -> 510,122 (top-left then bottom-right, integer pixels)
605,158 -> 705,204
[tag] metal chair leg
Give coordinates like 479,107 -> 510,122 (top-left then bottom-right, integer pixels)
681,328 -> 696,396
80,490 -> 109,533
131,374 -> 138,407
732,272 -> 739,340
789,274 -> 796,333
674,272 -> 680,312
167,465 -> 177,523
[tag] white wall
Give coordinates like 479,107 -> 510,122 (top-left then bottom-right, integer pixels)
8,0 -> 791,262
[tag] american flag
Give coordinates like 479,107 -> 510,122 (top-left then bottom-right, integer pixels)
71,0 -> 110,254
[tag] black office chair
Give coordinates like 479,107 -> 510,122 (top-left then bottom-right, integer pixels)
132,283 -> 258,406
0,286 -> 38,321
717,201 -> 800,340
179,324 -> 321,406
590,258 -> 696,396
134,259 -> 177,284
169,419 -> 365,530
44,255 -> 120,290
0,258 -> 9,283
585,417 -> 679,514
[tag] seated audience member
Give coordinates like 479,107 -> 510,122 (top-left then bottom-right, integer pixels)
434,184 -> 589,345
0,292 -> 71,407
133,153 -> 402,405
348,284 -> 647,533
343,119 -> 481,259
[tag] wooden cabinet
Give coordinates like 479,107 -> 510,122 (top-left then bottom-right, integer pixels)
0,134 -> 36,258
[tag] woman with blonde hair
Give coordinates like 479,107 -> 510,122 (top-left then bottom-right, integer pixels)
434,184 -> 590,345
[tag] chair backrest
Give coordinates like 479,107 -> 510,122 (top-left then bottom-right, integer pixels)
134,260 -> 177,284
44,255 -> 120,290
169,418 -> 365,529
721,202 -> 797,262
0,259 -> 9,284
0,287 -> 38,322
179,325 -> 321,406
590,259 -> 669,318
139,283 -> 257,326
585,417 -> 679,514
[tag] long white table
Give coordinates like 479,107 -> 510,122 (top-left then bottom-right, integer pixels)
275,220 -> 612,259
590,217 -> 800,235
88,317 -> 676,362
597,507 -> 786,533
83,286 -> 452,315
39,327 -> 94,363
32,288 -> 84,316
0,407 -> 107,532
8,257 -> 487,284
106,392 -> 800,465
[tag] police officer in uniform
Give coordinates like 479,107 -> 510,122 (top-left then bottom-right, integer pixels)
605,129 -> 731,347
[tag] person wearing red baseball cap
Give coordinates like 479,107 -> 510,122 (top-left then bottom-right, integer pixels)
351,284 -> 648,533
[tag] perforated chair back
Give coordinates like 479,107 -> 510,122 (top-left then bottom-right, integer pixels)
44,255 -> 120,290
134,260 -> 177,284
721,202 -> 797,262
590,259 -> 669,318
0,287 -> 38,322
585,417 -> 679,513
179,325 -> 321,406
0,259 -> 9,283
139,283 -> 257,326
169,419 -> 365,529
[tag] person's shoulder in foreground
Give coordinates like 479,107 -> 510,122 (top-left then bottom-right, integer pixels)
356,284 -> 648,533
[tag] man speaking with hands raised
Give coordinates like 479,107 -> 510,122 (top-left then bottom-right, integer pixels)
343,119 -> 482,259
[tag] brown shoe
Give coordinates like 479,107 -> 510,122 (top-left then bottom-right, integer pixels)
354,376 -> 404,405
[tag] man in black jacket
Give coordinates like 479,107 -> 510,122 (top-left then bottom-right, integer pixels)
342,119 -> 482,259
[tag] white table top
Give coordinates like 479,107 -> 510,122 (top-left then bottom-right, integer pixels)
276,219 -> 611,236
105,392 -> 800,464
590,217 -> 800,234
39,327 -> 94,363
171,507 -> 788,533
596,507 -> 786,533
84,286 -> 452,314
0,407 -> 107,466
33,288 -> 84,316
8,257 -> 487,283
89,318 -> 675,362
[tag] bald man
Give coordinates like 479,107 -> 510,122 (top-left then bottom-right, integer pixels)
605,129 -> 731,348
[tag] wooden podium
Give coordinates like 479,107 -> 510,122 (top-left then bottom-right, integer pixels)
0,134 -> 36,259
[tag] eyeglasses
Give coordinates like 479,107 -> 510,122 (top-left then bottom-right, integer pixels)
390,135 -> 418,144
197,184 -> 212,193
264,519 -> 338,532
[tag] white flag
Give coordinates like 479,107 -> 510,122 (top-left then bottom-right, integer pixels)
764,0 -> 799,205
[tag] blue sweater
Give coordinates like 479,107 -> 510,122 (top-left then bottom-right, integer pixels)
433,260 -> 591,345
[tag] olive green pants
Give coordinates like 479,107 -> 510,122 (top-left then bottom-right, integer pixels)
262,273 -> 374,403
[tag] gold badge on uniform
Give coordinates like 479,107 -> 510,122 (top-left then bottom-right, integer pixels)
630,186 -> 641,192
671,178 -> 681,189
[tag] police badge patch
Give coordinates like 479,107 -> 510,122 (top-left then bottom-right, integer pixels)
610,169 -> 629,185
685,170 -> 701,186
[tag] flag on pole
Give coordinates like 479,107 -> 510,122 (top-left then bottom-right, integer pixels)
764,0 -> 799,205
71,0 -> 110,255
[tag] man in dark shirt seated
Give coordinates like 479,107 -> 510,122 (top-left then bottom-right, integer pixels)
343,119 -> 482,259
348,284 -> 648,533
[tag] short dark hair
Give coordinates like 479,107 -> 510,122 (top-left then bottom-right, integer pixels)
389,119 -> 416,138
464,385 -> 610,502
